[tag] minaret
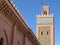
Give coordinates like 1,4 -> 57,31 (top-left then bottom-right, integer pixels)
36,5 -> 54,45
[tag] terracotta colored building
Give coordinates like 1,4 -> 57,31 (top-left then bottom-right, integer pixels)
36,5 -> 54,45
0,0 -> 40,45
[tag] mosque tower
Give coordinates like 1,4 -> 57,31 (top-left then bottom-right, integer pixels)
36,5 -> 54,45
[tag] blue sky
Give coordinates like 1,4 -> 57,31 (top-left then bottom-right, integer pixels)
13,0 -> 60,45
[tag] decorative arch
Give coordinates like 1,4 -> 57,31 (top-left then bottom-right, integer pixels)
0,29 -> 9,45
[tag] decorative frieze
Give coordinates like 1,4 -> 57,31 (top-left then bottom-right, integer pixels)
0,1 -> 17,24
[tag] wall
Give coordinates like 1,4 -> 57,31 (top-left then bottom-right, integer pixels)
0,13 -> 13,45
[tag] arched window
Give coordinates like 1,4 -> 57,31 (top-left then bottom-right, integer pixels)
17,41 -> 20,45
47,31 -> 48,35
41,31 -> 43,35
43,11 -> 47,15
0,37 -> 3,45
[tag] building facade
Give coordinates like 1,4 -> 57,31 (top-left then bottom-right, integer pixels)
36,5 -> 54,45
0,0 -> 40,45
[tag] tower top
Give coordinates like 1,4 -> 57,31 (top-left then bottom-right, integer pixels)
41,0 -> 50,16
42,5 -> 50,16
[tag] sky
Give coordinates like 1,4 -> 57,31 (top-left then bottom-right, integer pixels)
13,0 -> 60,45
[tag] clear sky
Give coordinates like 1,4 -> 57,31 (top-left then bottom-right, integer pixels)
13,0 -> 60,45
